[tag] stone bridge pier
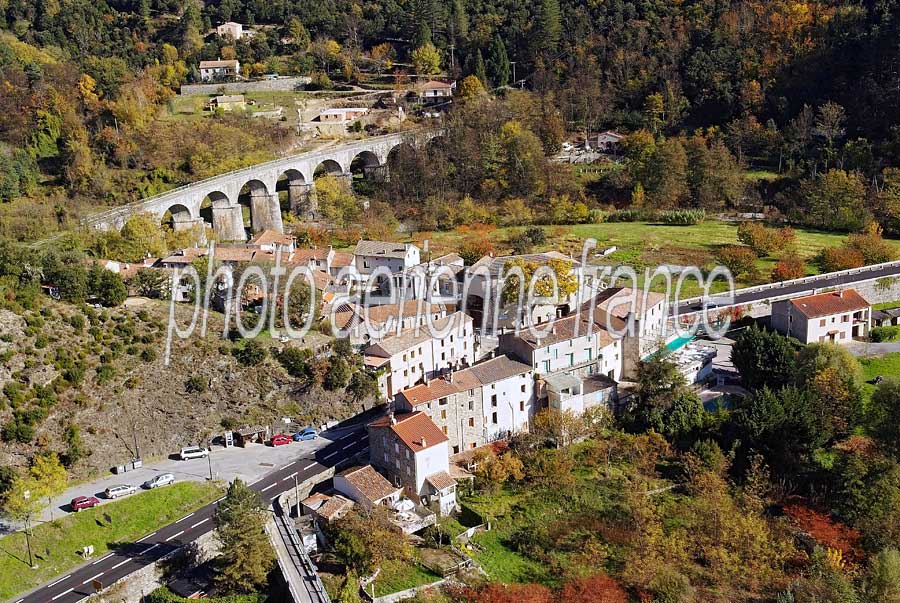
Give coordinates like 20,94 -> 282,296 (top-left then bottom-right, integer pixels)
82,131 -> 440,241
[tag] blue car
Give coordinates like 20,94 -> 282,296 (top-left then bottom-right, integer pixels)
293,427 -> 318,441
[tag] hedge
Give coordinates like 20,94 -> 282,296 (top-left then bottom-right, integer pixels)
871,325 -> 900,343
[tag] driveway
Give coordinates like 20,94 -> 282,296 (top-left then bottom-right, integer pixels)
2,424 -> 364,530
846,341 -> 900,357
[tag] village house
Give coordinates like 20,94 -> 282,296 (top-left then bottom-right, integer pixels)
207,94 -> 246,112
417,80 -> 456,104
364,311 -> 475,399
499,312 -> 623,381
300,492 -> 354,524
771,289 -> 871,344
592,130 -> 624,153
247,229 -> 296,253
354,240 -> 421,278
199,59 -> 240,82
543,372 -> 618,416
215,21 -> 250,40
317,107 -> 369,122
331,300 -> 449,345
394,354 -> 535,453
368,412 -> 458,516
333,465 -> 402,511
588,287 -> 667,377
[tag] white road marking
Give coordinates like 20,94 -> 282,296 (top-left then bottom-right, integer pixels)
302,463 -> 316,471
190,518 -> 210,529
92,553 -> 113,565
339,432 -> 356,441
143,543 -> 160,554
323,451 -> 339,460
281,472 -> 297,483
281,462 -> 294,470
82,572 -> 104,585
261,483 -> 276,492
47,575 -> 71,588
15,598 -> 24,602
174,512 -> 194,523
135,532 -> 156,543
51,587 -> 74,601
111,558 -> 131,570
165,530 -> 184,542
214,496 -> 225,503
342,442 -> 356,450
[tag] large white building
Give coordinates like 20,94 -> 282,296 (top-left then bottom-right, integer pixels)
199,59 -> 240,82
499,313 -> 623,381
368,412 -> 457,516
394,354 -> 535,453
364,311 -> 475,398
590,287 -> 667,377
354,240 -> 421,278
771,289 -> 871,344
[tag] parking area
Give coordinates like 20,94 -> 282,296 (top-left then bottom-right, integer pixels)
15,425 -> 360,528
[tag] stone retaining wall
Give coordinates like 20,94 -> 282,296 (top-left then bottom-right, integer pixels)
179,77 -> 311,96
85,531 -> 220,603
739,275 -> 900,319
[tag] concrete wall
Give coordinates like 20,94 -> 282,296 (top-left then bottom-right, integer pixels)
739,277 -> 900,320
85,530 -> 221,603
180,77 -> 311,95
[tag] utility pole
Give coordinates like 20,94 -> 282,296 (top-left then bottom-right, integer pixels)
23,490 -> 36,569
293,473 -> 299,514
207,450 -> 213,481
132,420 -> 140,461
511,61 -> 516,87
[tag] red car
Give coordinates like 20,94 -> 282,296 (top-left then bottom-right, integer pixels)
270,434 -> 291,446
70,496 -> 100,512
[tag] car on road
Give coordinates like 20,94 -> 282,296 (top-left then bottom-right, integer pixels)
70,495 -> 100,512
104,484 -> 137,499
143,473 -> 175,489
270,434 -> 291,446
293,427 -> 317,441
179,446 -> 209,460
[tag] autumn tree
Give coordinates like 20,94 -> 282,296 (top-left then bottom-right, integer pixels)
411,42 -> 441,75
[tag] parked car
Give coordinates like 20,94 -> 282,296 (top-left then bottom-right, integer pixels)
70,495 -> 100,512
179,446 -> 209,460
143,473 -> 175,489
293,427 -> 318,441
270,434 -> 291,446
104,484 -> 137,499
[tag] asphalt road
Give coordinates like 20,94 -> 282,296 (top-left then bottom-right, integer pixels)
676,262 -> 900,315
11,425 -> 372,603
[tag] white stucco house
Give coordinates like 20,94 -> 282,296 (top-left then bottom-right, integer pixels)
771,289 -> 871,344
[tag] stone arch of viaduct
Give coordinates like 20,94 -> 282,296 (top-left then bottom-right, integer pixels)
84,131 -> 436,242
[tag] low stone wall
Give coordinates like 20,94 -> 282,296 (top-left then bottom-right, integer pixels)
85,530 -> 220,603
371,578 -> 448,603
179,77 -> 311,96
739,274 -> 900,319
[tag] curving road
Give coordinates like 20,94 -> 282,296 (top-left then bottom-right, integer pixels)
10,425 -> 372,603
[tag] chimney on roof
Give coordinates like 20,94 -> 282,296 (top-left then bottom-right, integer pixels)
389,412 -> 396,425
552,327 -> 557,335
838,289 -> 844,297
420,437 -> 426,447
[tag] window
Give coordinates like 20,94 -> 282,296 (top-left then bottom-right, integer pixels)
567,353 -> 574,367
543,360 -> 550,372
492,412 -> 498,424
468,417 -> 475,427
491,394 -> 497,406
468,400 -> 474,411
441,352 -> 446,361
442,425 -> 448,434
521,384 -> 526,393
439,397 -> 448,405
468,389 -> 474,396
520,400 -> 525,411
441,409 -> 447,419
403,353 -> 407,362
842,315 -> 850,323
820,319 -> 826,327
453,445 -> 459,454
470,442 -> 476,449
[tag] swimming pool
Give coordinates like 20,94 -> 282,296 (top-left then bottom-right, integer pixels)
666,334 -> 695,352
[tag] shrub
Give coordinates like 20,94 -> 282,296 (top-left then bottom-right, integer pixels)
772,254 -> 807,281
606,209 -> 647,222
69,313 -> 86,332
233,339 -> 267,366
140,347 -> 158,362
818,246 -> 866,272
185,375 -> 208,393
96,363 -> 116,384
714,245 -> 758,278
871,326 -> 900,342
658,209 -> 706,225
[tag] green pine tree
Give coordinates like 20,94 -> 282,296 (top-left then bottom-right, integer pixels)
537,0 -> 561,56
215,479 -> 275,593
487,35 -> 511,88
474,49 -> 487,86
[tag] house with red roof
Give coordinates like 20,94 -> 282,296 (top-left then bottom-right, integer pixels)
771,289 -> 871,344
368,412 -> 457,516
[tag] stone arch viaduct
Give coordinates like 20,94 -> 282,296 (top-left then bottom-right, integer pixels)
83,131 -> 436,241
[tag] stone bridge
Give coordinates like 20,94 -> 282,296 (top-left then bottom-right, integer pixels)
82,131 -> 435,241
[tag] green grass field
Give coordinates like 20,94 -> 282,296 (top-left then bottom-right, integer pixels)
421,221 -> 884,294
372,559 -> 441,597
0,481 -> 223,600
860,352 -> 900,401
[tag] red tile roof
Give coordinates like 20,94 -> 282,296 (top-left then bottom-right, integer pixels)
337,465 -> 400,503
789,289 -> 870,319
425,471 -> 456,492
369,411 -> 449,453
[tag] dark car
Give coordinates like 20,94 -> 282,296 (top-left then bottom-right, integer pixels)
70,496 -> 100,512
292,427 -> 318,441
270,434 -> 291,446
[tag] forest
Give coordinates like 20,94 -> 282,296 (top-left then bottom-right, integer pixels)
2,0 -> 900,242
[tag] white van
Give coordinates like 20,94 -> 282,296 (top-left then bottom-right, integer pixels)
179,446 -> 209,460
